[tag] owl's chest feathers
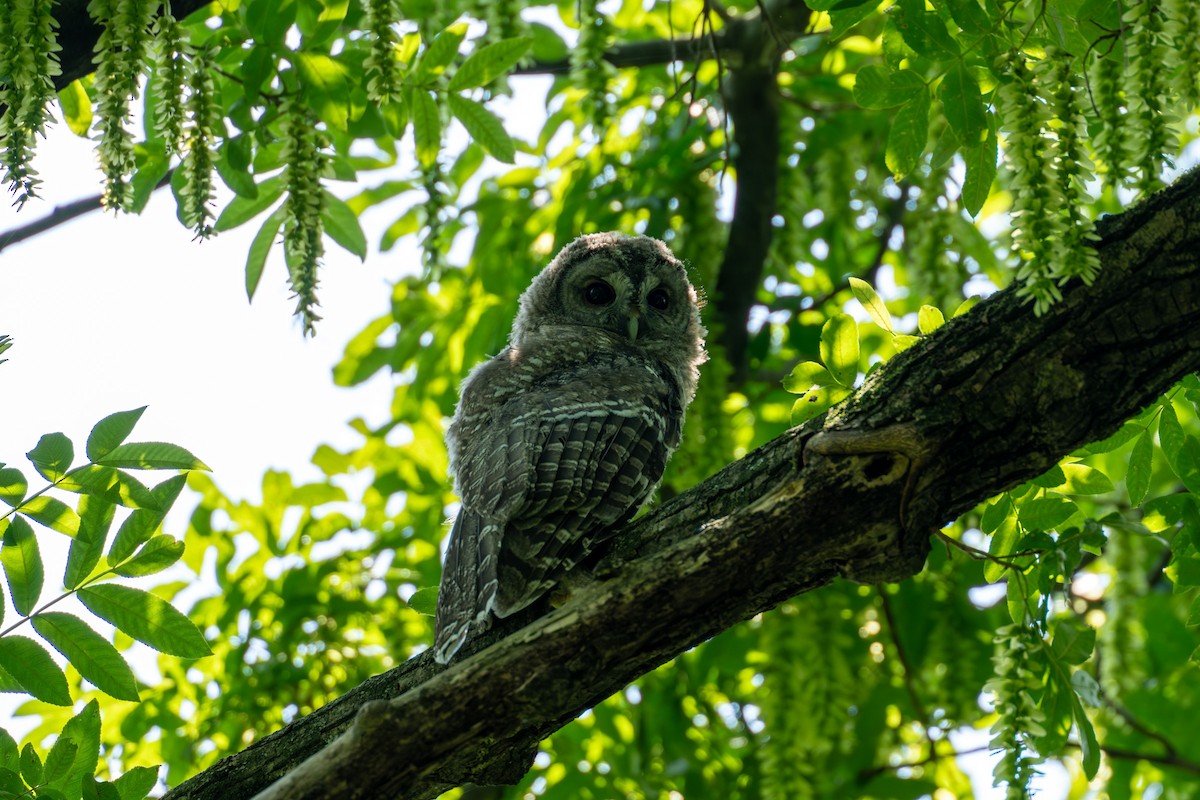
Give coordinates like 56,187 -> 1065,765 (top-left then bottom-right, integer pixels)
481,339 -> 675,408
447,336 -> 683,467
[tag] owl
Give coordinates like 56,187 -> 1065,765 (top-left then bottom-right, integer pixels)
433,232 -> 707,663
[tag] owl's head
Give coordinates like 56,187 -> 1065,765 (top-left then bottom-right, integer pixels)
512,233 -> 705,359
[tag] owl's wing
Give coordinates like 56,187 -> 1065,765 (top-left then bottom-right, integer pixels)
490,398 -> 671,617
432,509 -> 501,663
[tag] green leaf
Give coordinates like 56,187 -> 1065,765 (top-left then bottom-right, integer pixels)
1070,668 -> 1101,707
782,361 -> 835,394
790,385 -> 852,425
939,63 -> 986,145
380,100 -> 409,139
322,191 -> 368,260
407,586 -> 438,616
885,90 -> 930,178
296,0 -> 347,43
411,90 -> 441,169
853,65 -> 925,109
2,516 -> 43,616
112,766 -> 159,800
1159,401 -> 1184,462
931,123 -> 960,169
980,494 -> 1012,534
1081,421 -> 1140,455
1058,463 -> 1114,495
57,79 -> 93,136
294,52 -> 353,130
19,495 -> 80,537
96,442 -> 207,471
829,0 -> 880,38
1005,568 -> 1030,623
1070,687 -> 1101,779
447,94 -> 516,164
113,536 -> 185,578
27,432 -> 74,482
529,21 -> 567,61
1188,594 -> 1200,628
945,0 -> 991,34
984,514 -> 1019,583
917,305 -> 944,334
246,0 -> 296,44
895,0 -> 959,58
0,728 -> 15,771
42,738 -> 77,785
108,475 -> 185,566
820,314 -> 860,388
246,206 -> 286,301
215,175 -> 285,233
58,465 -> 159,509
892,333 -> 920,351
20,743 -> 42,786
1050,621 -> 1096,665
54,700 -> 101,798
0,636 -> 70,705
78,584 -> 211,658
961,131 -> 997,217
215,152 -> 259,199
0,468 -> 27,508
1171,437 -> 1200,495
1018,494 -> 1078,531
85,408 -> 147,462
448,37 -> 532,91
1166,556 -> 1200,590
416,21 -> 469,79
33,612 -> 139,702
849,277 -> 893,333
65,495 -> 115,590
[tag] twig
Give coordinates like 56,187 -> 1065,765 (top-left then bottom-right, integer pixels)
878,588 -> 936,750
856,744 -> 992,783
0,169 -> 174,256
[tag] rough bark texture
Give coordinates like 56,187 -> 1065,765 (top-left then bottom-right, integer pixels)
153,169 -> 1200,800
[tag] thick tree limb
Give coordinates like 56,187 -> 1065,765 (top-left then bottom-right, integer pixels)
712,0 -> 812,382
160,170 -> 1200,800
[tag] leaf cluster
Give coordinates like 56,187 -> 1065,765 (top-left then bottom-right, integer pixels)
0,409 -> 207,800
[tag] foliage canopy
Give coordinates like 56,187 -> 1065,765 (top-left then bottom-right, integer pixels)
2,0 -> 1200,798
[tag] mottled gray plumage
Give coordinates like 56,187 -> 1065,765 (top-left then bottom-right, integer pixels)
433,232 -> 706,663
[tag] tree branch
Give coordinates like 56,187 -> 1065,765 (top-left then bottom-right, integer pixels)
712,0 -> 813,383
156,169 -> 1200,800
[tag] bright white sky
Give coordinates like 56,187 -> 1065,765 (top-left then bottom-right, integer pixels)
0,123 -> 397,494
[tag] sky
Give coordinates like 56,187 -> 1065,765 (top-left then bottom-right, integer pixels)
0,123 -> 398,495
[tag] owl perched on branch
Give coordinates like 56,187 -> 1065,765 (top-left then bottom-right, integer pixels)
433,233 -> 707,664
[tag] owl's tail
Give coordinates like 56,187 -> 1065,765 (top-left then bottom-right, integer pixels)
432,510 -> 497,664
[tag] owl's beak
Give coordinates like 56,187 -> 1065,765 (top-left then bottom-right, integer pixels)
627,315 -> 640,341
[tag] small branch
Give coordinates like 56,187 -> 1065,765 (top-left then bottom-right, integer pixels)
1067,741 -> 1200,777
856,744 -> 992,783
1102,697 -> 1181,761
877,588 -> 934,746
0,170 -> 174,256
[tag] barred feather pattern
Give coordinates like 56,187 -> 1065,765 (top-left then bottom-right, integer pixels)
433,233 -> 706,663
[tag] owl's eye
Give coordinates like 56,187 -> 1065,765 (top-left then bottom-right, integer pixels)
647,288 -> 670,310
583,280 -> 616,306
